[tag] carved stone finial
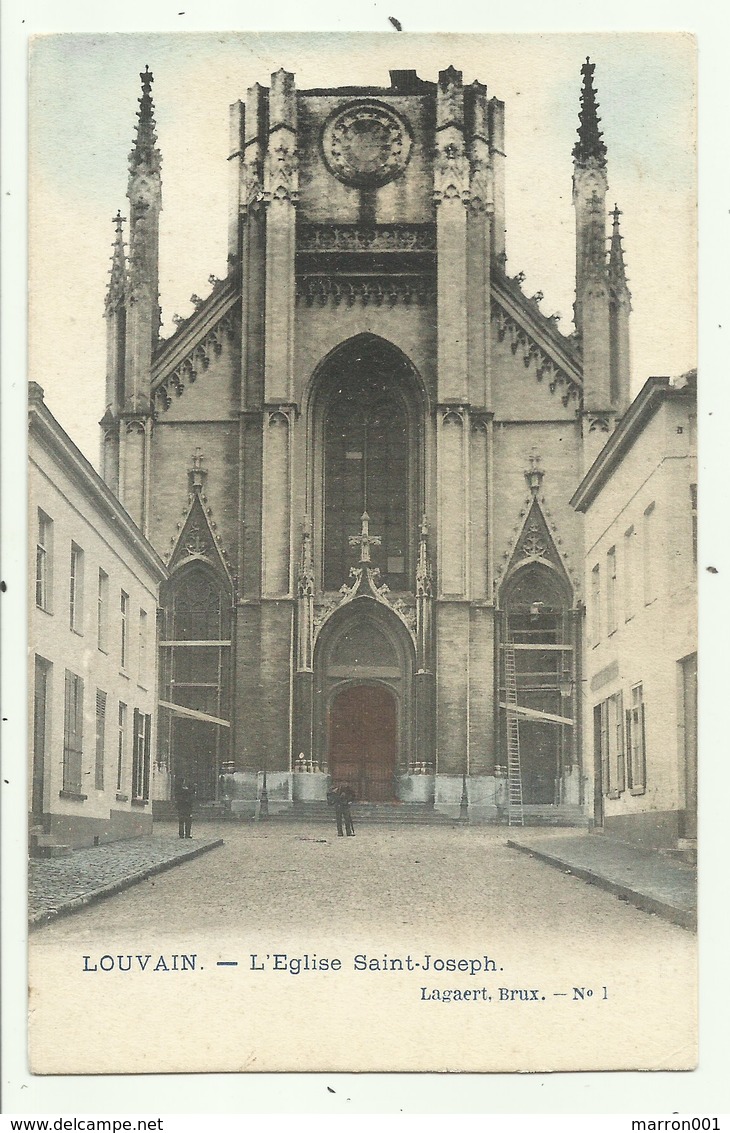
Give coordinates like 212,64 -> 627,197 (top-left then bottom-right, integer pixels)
348,511 -> 382,565
524,450 -> 545,494
189,447 -> 207,491
573,56 -> 607,168
129,64 -> 161,177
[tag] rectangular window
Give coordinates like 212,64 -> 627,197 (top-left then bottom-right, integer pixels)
36,510 -> 53,611
63,670 -> 84,796
690,483 -> 697,568
132,708 -> 151,801
591,564 -> 601,645
606,546 -> 617,634
95,690 -> 107,790
97,569 -> 109,652
624,526 -> 635,621
138,608 -> 148,685
120,591 -> 129,669
117,702 -> 127,792
69,543 -> 84,633
643,503 -> 656,605
627,683 -> 647,793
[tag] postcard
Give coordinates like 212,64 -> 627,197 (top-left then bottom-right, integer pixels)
25,29 -> 698,1077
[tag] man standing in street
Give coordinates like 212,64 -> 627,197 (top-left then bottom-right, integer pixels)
175,778 -> 195,839
327,783 -> 356,837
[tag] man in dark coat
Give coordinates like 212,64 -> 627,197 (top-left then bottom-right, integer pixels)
327,783 -> 355,837
175,779 -> 194,839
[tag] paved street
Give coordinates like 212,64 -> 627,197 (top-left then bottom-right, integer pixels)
30,821 -> 697,1074
33,820 -> 695,944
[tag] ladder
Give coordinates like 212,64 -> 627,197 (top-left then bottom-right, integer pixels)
504,645 -> 524,827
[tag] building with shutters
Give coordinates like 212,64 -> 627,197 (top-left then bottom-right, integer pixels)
97,58 -> 633,824
571,371 -> 697,849
29,382 -> 167,850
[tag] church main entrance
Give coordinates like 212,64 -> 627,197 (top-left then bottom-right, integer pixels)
328,684 -> 397,802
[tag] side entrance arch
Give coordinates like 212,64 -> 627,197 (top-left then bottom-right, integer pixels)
329,684 -> 397,801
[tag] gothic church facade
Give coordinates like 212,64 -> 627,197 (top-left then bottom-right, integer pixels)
100,59 -> 631,821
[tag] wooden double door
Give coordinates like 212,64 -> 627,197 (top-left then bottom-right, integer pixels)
328,684 -> 397,802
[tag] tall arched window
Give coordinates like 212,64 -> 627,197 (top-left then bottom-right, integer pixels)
158,563 -> 231,800
314,336 -> 423,592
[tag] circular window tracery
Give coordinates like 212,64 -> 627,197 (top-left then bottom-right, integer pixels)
321,101 -> 413,188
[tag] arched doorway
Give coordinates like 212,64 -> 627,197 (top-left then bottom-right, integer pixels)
313,599 -> 415,797
308,334 -> 425,593
329,684 -> 397,801
499,561 -> 575,806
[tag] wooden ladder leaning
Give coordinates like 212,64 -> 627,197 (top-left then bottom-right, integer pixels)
504,644 -> 525,827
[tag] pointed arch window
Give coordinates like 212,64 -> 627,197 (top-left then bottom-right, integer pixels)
159,565 -> 231,718
315,337 -> 423,593
158,563 -> 232,799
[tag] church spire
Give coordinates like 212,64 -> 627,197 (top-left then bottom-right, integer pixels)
129,65 -> 161,177
106,210 -> 126,309
573,57 -> 607,168
121,64 -> 163,533
608,204 -> 629,291
608,204 -> 632,415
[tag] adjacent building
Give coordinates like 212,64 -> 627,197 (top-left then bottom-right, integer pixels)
29,382 -> 168,849
571,372 -> 697,848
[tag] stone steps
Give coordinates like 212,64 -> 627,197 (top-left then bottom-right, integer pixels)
512,805 -> 591,828
276,802 -> 459,825
30,832 -> 73,858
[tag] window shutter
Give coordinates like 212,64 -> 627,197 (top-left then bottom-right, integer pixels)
639,702 -> 647,790
600,701 -> 609,796
616,692 -> 625,793
625,709 -> 633,789
143,713 -> 151,800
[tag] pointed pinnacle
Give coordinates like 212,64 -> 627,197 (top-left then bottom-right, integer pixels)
573,56 -> 607,167
106,211 -> 127,306
129,64 -> 161,175
609,202 -> 629,287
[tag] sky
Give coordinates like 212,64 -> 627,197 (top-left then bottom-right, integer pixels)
27,31 -> 696,466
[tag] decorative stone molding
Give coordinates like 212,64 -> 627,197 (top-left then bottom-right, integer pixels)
241,158 -> 264,215
267,407 -> 294,428
492,299 -> 581,405
297,224 -> 436,253
495,491 -> 580,598
296,275 -> 436,308
164,489 -> 237,588
313,570 -> 417,644
433,139 -> 471,205
587,413 -> 611,433
154,310 -> 236,411
441,406 -> 466,425
264,141 -> 299,204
